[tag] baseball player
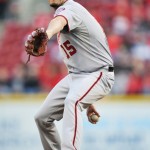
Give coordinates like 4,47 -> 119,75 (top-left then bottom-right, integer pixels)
25,0 -> 114,149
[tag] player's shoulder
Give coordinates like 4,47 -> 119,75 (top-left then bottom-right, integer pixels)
56,0 -> 81,11
55,0 -> 86,17
55,1 -> 71,16
55,7 -> 66,15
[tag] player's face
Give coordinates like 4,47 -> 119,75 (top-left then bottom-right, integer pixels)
48,0 -> 66,8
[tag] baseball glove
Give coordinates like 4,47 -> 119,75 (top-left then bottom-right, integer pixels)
25,28 -> 48,63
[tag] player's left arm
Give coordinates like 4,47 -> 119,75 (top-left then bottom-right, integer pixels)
46,16 -> 67,39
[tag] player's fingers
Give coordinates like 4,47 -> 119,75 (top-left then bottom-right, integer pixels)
88,116 -> 93,123
88,115 -> 97,124
25,40 -> 34,49
27,34 -> 35,42
25,41 -> 28,47
31,31 -> 38,37
87,105 -> 100,117
39,27 -> 45,33
94,111 -> 100,117
87,111 -> 94,117
91,107 -> 100,117
87,113 -> 95,123
87,112 -> 92,117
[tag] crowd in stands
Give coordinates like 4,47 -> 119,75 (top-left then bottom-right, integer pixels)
0,0 -> 150,94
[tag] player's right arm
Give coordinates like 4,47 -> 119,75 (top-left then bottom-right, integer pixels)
46,16 -> 67,39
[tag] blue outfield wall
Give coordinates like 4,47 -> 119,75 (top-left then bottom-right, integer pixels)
0,94 -> 150,150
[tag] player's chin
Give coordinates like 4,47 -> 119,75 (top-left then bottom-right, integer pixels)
49,4 -> 60,9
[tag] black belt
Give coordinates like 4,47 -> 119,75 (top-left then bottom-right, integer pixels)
69,66 -> 114,74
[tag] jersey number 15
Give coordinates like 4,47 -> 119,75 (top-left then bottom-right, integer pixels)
60,40 -> 77,59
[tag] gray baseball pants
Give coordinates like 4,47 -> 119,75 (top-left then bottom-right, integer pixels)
34,71 -> 114,150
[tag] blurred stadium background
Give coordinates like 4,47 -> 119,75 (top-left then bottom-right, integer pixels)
0,0 -> 150,150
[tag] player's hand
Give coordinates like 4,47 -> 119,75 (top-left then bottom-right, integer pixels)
86,105 -> 100,124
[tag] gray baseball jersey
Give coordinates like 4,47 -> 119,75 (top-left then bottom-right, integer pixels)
54,0 -> 113,73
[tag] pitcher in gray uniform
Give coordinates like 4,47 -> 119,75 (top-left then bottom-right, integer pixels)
34,0 -> 115,150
